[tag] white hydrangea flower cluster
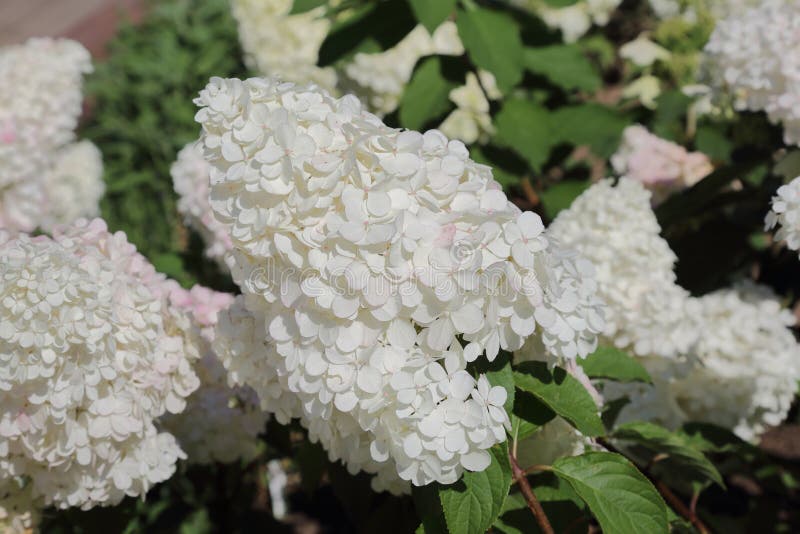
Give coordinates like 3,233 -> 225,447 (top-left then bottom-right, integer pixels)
439,71 -> 500,145
0,480 -> 37,534
669,284 -> 800,441
195,76 -> 605,492
546,178 -> 702,359
510,0 -> 622,43
611,284 -> 800,442
0,219 -> 200,510
0,38 -> 91,190
765,175 -> 800,255
0,38 -> 102,233
341,22 -> 464,116
39,140 -> 105,233
548,179 -> 800,441
230,0 -> 336,91
171,142 -> 233,267
160,284 -> 268,465
611,125 -> 712,204
703,0 -> 800,146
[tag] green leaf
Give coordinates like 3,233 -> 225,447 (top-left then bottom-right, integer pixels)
540,179 -> 590,220
579,346 -> 652,383
153,253 -> 185,280
680,422 -> 755,455
456,7 -> 524,92
439,444 -> 512,534
494,478 -> 586,534
695,126 -> 732,163
319,2 -> 416,66
613,422 -> 725,487
541,0 -> 580,6
408,0 -> 456,34
655,160 -> 759,228
511,391 -> 556,441
551,104 -> 627,158
552,452 -> 669,534
494,98 -> 551,171
513,362 -> 604,437
290,0 -> 326,14
601,396 -> 630,430
412,484 -> 448,534
524,45 -> 600,92
652,90 -> 692,142
399,56 -> 459,131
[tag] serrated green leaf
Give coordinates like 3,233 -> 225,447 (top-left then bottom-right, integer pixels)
551,104 -> 627,158
552,452 -> 669,534
513,362 -> 604,437
524,45 -> 600,92
456,7 -> 524,92
408,0 -> 456,34
540,179 -> 590,220
399,57 -> 459,131
494,98 -> 551,171
579,346 -> 652,383
439,444 -> 512,534
613,422 -> 724,487
290,0 -> 326,14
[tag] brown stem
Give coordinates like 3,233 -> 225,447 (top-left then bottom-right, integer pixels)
521,178 -> 540,208
690,488 -> 700,517
597,439 -> 711,534
508,447 -> 555,534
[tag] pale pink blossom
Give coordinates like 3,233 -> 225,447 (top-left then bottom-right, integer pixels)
611,125 -> 713,203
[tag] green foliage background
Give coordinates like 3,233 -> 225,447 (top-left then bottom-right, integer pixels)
85,0 -> 247,290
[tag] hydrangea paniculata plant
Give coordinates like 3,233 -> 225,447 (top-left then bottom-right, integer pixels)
0,219 -> 200,510
195,76 -> 605,492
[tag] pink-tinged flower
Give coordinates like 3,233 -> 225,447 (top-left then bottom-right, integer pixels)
0,218 -> 200,510
611,125 -> 713,203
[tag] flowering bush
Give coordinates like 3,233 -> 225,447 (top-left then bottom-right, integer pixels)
5,0 -> 800,532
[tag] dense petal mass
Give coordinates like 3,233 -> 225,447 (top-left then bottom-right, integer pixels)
0,38 -> 91,191
611,125 -> 712,204
0,38 -> 100,234
195,76 -> 605,490
544,178 -> 701,359
0,219 -> 200,510
231,0 -> 336,91
171,142 -> 233,267
39,140 -> 105,232
703,0 -> 800,146
548,179 -> 800,442
159,285 -> 268,464
765,175 -> 800,255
